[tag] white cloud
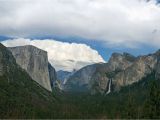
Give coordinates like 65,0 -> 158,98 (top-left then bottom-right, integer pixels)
0,0 -> 160,48
1,38 -> 105,71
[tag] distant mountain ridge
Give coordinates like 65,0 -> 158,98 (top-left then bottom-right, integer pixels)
57,70 -> 72,84
64,50 -> 160,94
0,42 -> 159,118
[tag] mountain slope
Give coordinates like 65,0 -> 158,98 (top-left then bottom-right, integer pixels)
65,50 -> 160,94
65,53 -> 136,93
64,63 -> 102,92
0,43 -> 159,119
8,45 -> 56,91
113,50 -> 160,91
0,43 -> 56,118
48,62 -> 57,87
54,72 -> 160,119
57,70 -> 72,83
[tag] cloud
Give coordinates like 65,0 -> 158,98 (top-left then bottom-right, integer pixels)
1,38 -> 105,71
0,0 -> 160,48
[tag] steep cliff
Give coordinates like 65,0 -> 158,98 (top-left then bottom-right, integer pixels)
57,70 -> 72,84
64,63 -> 101,92
0,43 -> 56,118
91,51 -> 159,94
65,52 -> 136,93
108,52 -> 136,70
8,45 -> 54,91
48,62 -> 57,87
90,53 -> 136,94
113,54 -> 157,91
0,43 -> 17,76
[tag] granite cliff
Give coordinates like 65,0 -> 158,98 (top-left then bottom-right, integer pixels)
65,51 -> 160,94
0,43 -> 56,118
8,45 -> 57,91
0,43 -> 17,76
64,63 -> 101,92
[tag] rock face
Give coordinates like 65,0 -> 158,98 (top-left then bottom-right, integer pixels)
0,43 -> 17,76
0,43 -> 56,117
48,62 -> 57,88
90,53 -> 136,94
57,70 -> 75,90
113,54 -> 157,91
57,70 -> 72,84
8,45 -> 55,91
65,51 -> 160,94
64,63 -> 101,92
108,52 -> 136,71
67,50 -> 160,94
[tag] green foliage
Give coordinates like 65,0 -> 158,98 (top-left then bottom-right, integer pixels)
0,69 -> 160,119
0,66 -> 56,118
143,80 -> 160,119
125,94 -> 136,118
1,44 -> 159,119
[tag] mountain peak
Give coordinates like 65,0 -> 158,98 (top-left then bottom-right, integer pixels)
9,45 -> 47,53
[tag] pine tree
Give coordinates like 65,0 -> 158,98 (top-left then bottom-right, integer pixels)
125,93 -> 137,119
143,80 -> 160,119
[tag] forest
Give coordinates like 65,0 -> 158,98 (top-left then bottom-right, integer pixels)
0,72 -> 159,119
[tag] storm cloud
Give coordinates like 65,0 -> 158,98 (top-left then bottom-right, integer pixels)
0,0 -> 160,48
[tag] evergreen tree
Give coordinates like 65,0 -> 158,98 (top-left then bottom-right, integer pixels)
143,80 -> 160,119
125,93 -> 137,119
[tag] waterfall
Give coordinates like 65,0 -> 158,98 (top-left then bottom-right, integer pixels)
106,78 -> 112,94
63,78 -> 67,85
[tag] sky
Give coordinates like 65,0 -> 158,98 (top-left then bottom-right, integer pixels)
0,0 -> 160,71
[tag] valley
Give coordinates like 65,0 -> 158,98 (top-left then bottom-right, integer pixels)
0,43 -> 159,119
1,0 -> 160,119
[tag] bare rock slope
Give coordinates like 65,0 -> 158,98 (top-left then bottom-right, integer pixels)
65,51 -> 160,94
8,45 -> 56,91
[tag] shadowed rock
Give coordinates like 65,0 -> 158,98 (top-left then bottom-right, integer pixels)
8,45 -> 54,91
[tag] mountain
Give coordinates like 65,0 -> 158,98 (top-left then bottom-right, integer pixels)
48,62 -> 57,87
64,51 -> 158,94
64,63 -> 102,92
8,45 -> 57,91
57,70 -> 71,83
0,42 -> 159,119
57,70 -> 77,89
113,52 -> 158,91
57,72 -> 160,119
0,43 -> 56,118
90,53 -> 136,94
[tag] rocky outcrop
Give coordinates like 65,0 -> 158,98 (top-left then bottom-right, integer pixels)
93,51 -> 159,93
108,52 -> 136,71
0,43 -> 56,117
155,50 -> 160,79
8,45 -> 55,91
48,62 -> 57,88
113,54 -> 157,91
64,63 -> 101,92
65,51 -> 160,94
57,70 -> 72,84
0,43 -> 17,76
90,52 -> 136,94
57,70 -> 76,90
65,52 -> 136,93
